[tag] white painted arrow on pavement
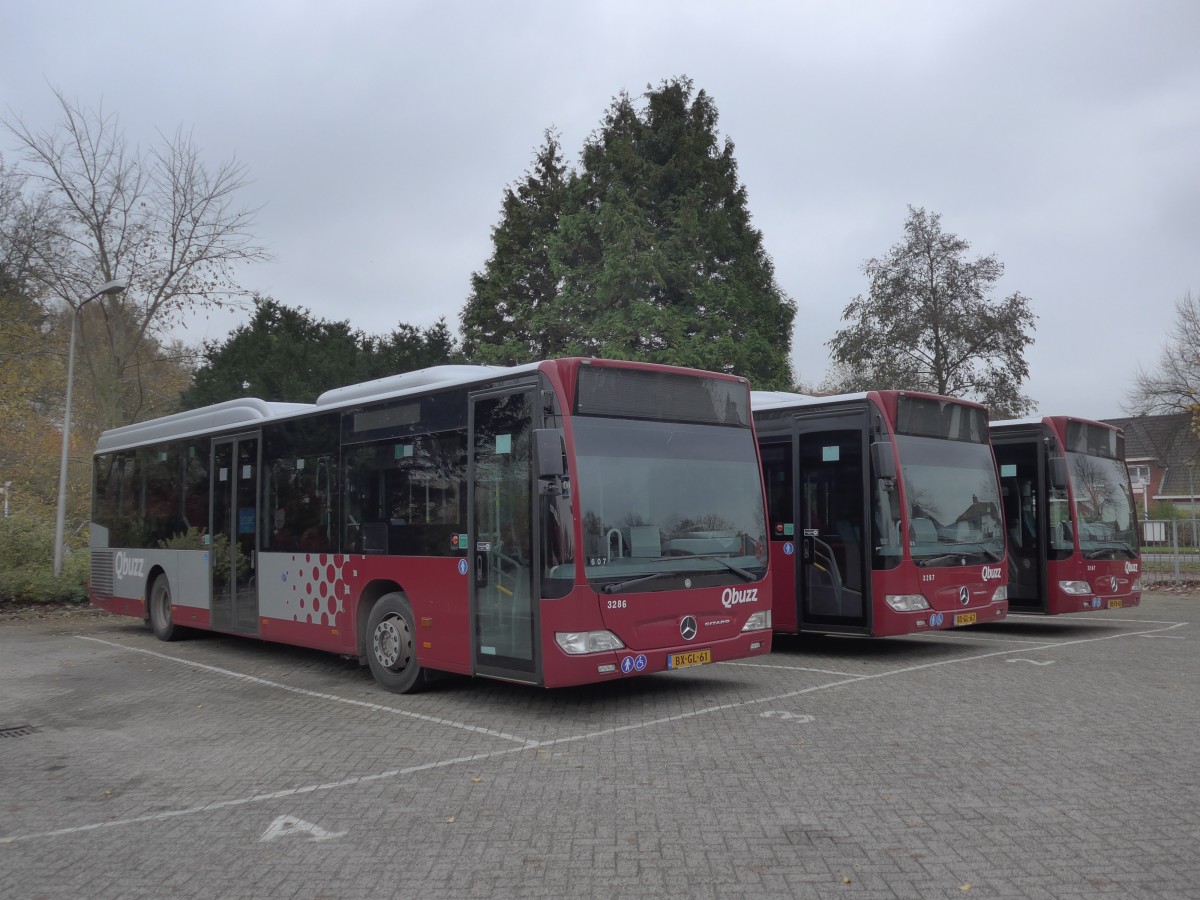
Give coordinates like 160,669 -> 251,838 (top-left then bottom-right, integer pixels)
760,711 -> 814,722
260,815 -> 347,843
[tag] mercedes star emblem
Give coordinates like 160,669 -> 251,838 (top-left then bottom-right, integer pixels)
680,615 -> 698,641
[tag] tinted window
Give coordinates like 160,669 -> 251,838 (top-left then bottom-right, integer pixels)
343,430 -> 467,557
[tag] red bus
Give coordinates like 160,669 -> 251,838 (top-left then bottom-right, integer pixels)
990,416 -> 1141,614
89,359 -> 773,692
751,390 -> 1009,637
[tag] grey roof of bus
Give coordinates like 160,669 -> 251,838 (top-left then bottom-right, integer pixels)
990,415 -> 1124,430
314,363 -> 519,406
989,416 -> 1045,429
750,390 -> 867,411
95,398 -> 315,452
94,362 -> 544,453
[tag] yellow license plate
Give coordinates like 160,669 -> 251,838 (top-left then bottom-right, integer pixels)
668,648 -> 712,669
1108,599 -> 1123,609
954,612 -> 977,627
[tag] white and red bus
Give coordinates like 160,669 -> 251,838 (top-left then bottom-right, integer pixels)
89,359 -> 773,692
990,416 -> 1141,614
751,390 -> 1009,637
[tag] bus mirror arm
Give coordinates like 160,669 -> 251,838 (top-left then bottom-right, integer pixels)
534,428 -> 566,478
1048,456 -> 1068,491
535,428 -> 568,496
870,441 -> 896,479
539,475 -> 569,498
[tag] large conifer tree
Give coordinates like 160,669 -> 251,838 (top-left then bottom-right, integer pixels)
462,79 -> 796,388
460,130 -> 568,364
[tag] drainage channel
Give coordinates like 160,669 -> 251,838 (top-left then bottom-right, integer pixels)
0,724 -> 40,738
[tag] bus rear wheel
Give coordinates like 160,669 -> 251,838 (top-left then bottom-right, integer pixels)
148,576 -> 181,642
366,593 -> 428,694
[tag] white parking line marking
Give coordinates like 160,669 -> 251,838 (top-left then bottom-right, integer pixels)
914,633 -> 1059,645
724,661 -> 864,677
1007,659 -> 1055,666
1,618 -> 1186,846
1008,614 -> 1182,625
76,636 -> 538,747
1,745 -> 534,843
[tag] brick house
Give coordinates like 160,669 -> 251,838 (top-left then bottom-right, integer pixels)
1101,413 -> 1200,517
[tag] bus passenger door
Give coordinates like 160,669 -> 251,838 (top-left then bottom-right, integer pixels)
794,412 -> 870,631
211,434 -> 260,634
993,440 -> 1046,612
469,385 -> 540,683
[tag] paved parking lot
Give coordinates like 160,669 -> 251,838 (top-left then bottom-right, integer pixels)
2,593 -> 1197,899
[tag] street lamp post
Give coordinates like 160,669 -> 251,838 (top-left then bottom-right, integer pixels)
1190,460 -> 1197,554
53,278 -> 128,578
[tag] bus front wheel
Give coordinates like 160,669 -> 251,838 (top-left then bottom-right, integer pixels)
366,593 -> 428,694
148,576 -> 180,642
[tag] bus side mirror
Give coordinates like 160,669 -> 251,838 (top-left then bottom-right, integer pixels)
870,441 -> 896,480
1049,456 -> 1068,490
535,428 -> 565,479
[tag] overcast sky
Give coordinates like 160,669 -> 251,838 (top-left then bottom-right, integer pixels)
4,0 -> 1198,419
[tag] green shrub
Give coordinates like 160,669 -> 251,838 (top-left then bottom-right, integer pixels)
0,510 -> 90,604
1150,501 -> 1181,521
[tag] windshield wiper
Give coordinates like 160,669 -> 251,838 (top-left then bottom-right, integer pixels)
600,555 -> 759,594
1083,541 -> 1138,559
933,541 -> 1003,562
601,571 -> 674,594
673,553 -> 758,582
915,553 -> 968,568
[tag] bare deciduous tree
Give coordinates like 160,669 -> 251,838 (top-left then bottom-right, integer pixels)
4,87 -> 271,432
1127,290 -> 1200,416
827,206 -> 1036,418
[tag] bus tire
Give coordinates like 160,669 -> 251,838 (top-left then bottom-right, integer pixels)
148,575 -> 181,642
366,592 -> 428,694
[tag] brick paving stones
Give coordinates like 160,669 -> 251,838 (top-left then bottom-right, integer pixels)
1,595 -> 1196,898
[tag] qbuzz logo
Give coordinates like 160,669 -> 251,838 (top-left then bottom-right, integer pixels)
721,587 -> 758,609
114,551 -> 146,581
1125,562 -> 1140,575
981,565 -> 1003,582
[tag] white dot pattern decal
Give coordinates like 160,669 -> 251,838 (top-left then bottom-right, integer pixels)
280,553 -> 347,626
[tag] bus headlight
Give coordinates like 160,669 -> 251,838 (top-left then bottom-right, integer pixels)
555,630 -> 625,654
992,586 -> 1007,603
1058,581 -> 1092,596
1131,578 -> 1142,592
742,610 -> 772,631
885,594 -> 930,612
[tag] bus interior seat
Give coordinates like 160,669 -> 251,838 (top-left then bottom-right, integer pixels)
835,520 -> 862,592
361,523 -> 387,555
911,517 -> 937,545
630,526 -> 661,558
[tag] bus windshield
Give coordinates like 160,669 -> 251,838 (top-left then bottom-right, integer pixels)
896,435 -> 1004,566
572,417 -> 767,592
1066,452 -> 1138,559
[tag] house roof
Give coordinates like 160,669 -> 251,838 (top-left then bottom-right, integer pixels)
1102,413 -> 1200,497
